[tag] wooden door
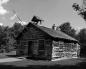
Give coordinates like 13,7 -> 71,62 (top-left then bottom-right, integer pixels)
28,41 -> 33,56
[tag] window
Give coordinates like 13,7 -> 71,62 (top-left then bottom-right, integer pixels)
38,40 -> 45,50
38,40 -> 45,56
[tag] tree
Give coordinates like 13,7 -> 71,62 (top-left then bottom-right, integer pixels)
59,22 -> 76,38
10,23 -> 24,38
0,22 -> 25,52
77,28 -> 86,56
7,23 -> 24,50
77,29 -> 86,42
0,26 -> 10,52
72,3 -> 86,21
72,1 -> 86,57
0,26 -> 8,45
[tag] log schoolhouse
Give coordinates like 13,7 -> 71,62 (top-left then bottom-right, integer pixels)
16,22 -> 80,60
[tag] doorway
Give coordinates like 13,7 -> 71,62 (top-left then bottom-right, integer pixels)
28,41 -> 33,56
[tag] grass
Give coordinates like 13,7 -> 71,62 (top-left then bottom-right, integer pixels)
0,58 -> 83,66
0,54 -> 9,58
0,58 -> 85,69
0,51 -> 16,58
0,52 -> 85,69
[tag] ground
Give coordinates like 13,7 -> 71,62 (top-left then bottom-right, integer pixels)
0,51 -> 85,69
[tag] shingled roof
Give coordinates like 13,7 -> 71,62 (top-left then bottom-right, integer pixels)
17,22 -> 78,42
38,26 -> 77,41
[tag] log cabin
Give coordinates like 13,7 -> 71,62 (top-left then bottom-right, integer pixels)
16,22 -> 80,60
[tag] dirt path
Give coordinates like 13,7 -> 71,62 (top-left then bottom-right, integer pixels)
0,58 -> 24,63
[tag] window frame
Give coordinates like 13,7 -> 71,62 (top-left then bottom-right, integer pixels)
38,39 -> 45,51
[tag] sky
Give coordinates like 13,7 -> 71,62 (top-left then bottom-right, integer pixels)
0,0 -> 86,32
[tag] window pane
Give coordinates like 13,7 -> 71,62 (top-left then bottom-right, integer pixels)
38,40 -> 45,50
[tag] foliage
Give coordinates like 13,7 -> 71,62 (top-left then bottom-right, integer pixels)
72,3 -> 86,21
72,2 -> 86,56
77,29 -> 86,43
76,28 -> 86,56
0,23 -> 24,52
59,22 -> 76,38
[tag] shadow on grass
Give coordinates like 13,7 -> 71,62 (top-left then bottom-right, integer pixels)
0,62 -> 86,69
0,65 -> 76,69
7,55 -> 19,57
26,56 -> 49,60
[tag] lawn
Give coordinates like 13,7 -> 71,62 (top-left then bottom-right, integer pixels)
0,58 -> 85,69
0,51 -> 16,58
0,58 -> 82,66
0,52 -> 85,69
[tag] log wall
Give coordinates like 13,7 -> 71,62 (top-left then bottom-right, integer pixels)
17,25 -> 52,60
